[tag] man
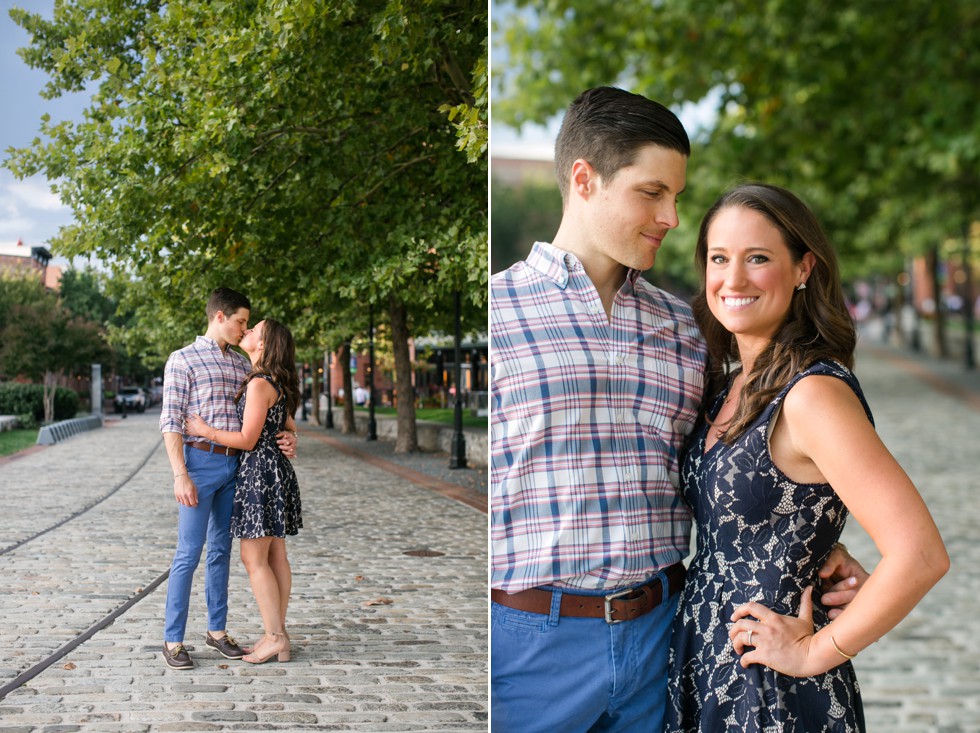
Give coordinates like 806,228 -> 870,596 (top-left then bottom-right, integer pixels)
158,287 -> 296,670
489,87 -> 865,732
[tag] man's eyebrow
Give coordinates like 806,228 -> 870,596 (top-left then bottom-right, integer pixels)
639,180 -> 686,195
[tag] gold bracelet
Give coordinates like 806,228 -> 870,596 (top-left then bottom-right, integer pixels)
831,635 -> 856,660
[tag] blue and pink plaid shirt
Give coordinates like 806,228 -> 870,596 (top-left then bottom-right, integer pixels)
159,335 -> 251,441
491,242 -> 707,593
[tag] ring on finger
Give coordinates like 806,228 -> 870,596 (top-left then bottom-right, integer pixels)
747,629 -> 754,646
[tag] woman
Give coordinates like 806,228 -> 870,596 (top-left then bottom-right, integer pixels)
186,318 -> 302,665
666,184 -> 948,731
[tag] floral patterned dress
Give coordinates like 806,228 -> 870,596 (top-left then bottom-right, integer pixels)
667,360 -> 868,732
230,374 -> 302,539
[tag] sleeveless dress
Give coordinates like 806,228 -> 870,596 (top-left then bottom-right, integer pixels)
666,360 -> 869,733
230,374 -> 303,539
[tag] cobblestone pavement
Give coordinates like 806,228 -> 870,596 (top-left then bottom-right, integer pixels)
837,335 -> 980,732
0,416 -> 487,732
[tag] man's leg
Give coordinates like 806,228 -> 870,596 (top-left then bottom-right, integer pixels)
163,448 -> 226,644
594,593 -> 680,733
163,493 -> 213,644
491,593 -> 613,733
203,455 -> 238,635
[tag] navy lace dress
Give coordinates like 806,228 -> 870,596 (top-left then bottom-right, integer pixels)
667,360 -> 868,733
230,375 -> 302,539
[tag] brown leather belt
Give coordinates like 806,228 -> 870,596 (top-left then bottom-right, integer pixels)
491,562 -> 686,624
187,441 -> 240,457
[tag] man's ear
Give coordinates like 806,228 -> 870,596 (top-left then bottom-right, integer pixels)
570,158 -> 598,200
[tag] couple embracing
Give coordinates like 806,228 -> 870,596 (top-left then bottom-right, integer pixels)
490,88 -> 949,732
159,288 -> 303,670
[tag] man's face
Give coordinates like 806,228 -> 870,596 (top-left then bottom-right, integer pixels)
585,144 -> 687,272
219,307 -> 250,346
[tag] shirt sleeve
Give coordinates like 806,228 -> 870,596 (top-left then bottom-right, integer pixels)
159,351 -> 189,434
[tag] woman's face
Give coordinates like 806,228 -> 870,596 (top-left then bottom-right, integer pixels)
704,206 -> 813,353
240,320 -> 265,355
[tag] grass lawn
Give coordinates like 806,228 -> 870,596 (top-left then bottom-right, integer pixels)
0,429 -> 38,457
354,406 -> 487,429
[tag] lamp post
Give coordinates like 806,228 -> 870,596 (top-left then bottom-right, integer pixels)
450,289 -> 467,469
324,350 -> 334,429
367,304 -> 378,441
963,225 -> 976,370
300,363 -> 308,421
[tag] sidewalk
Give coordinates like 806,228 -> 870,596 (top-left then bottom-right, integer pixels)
0,414 -> 487,731
842,335 -> 980,732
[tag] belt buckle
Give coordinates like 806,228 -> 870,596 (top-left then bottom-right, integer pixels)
604,588 -> 634,624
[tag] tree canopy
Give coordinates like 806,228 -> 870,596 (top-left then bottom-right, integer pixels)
7,0 -> 488,356
494,1 -> 978,288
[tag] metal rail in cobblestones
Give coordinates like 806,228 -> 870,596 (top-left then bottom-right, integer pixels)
0,441 -> 160,556
0,569 -> 169,701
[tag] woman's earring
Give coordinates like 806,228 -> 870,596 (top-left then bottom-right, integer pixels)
796,282 -> 807,291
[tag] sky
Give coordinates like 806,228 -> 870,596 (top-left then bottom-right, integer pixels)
489,2 -> 719,163
0,0 -> 91,265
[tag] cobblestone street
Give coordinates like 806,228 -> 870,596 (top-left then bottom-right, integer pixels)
0,417 -> 487,732
838,335 -> 980,732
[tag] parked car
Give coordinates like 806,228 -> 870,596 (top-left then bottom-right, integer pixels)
114,386 -> 146,413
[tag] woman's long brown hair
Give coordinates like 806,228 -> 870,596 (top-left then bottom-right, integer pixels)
235,318 -> 300,418
691,183 -> 856,442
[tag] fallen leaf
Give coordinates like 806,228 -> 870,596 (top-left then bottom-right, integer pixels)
63,662 -> 76,670
355,575 -> 364,581
362,597 -> 393,607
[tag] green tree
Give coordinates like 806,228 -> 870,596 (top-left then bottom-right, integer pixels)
7,0 -> 488,448
495,0 -> 979,348
0,275 -> 111,423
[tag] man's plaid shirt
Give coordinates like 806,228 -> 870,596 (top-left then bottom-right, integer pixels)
491,242 -> 707,593
159,335 -> 251,441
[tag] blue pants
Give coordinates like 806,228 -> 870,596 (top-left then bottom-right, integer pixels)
163,445 -> 239,642
491,575 -> 680,733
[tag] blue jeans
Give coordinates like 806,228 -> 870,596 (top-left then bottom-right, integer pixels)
491,574 -> 680,733
163,446 -> 239,642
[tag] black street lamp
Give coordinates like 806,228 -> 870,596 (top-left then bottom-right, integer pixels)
450,289 -> 467,469
300,363 -> 308,421
367,304 -> 378,441
324,350 -> 334,429
963,227 -> 975,370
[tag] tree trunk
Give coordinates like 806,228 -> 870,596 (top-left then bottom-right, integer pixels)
310,360 -> 321,426
43,370 -> 58,423
926,245 -> 949,358
339,340 -> 355,434
389,293 -> 418,453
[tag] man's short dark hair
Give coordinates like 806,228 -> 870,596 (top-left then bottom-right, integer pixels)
554,86 -> 691,203
206,287 -> 250,321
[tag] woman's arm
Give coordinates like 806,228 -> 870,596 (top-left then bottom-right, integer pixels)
185,378 -> 278,451
730,375 -> 949,676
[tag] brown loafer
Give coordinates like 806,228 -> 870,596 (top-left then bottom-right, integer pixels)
163,642 -> 193,670
205,631 -> 244,659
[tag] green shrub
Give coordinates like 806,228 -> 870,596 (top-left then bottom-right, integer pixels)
0,383 -> 80,422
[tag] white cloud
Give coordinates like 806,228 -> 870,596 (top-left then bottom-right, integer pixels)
3,177 -> 66,212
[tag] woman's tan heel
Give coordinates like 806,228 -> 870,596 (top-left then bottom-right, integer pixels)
242,632 -> 289,664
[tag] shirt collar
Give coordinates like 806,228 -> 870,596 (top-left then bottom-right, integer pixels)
527,241 -> 640,294
195,334 -> 229,355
